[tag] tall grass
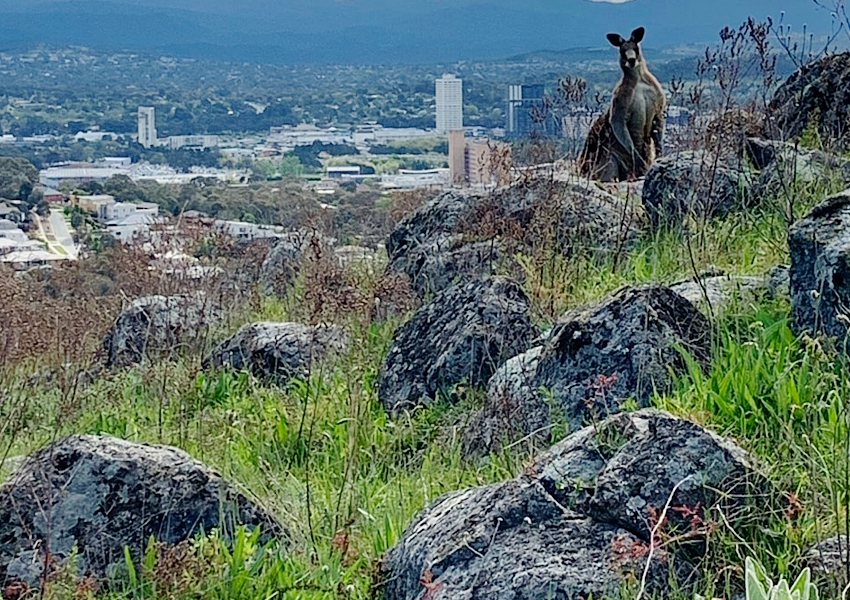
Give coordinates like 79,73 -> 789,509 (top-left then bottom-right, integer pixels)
3,191 -> 848,600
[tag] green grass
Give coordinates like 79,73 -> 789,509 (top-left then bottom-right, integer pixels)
5,181 -> 850,599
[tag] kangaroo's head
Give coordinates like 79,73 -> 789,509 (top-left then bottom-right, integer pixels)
607,27 -> 645,72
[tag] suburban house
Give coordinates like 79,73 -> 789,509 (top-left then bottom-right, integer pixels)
214,219 -> 284,240
107,211 -> 164,243
0,202 -> 22,223
40,187 -> 66,204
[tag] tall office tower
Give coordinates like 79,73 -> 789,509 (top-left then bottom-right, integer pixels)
448,129 -> 466,186
507,84 -> 558,138
436,74 -> 463,134
138,106 -> 157,148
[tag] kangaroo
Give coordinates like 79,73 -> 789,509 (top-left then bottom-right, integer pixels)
579,27 -> 666,182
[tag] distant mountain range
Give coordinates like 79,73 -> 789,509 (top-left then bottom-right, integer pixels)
0,0 -> 838,64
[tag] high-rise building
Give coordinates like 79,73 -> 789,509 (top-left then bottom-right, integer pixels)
436,74 -> 463,134
448,129 -> 466,186
137,107 -> 157,148
507,84 -> 559,138
448,128 -> 511,188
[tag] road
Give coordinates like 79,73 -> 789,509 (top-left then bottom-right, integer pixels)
30,210 -> 78,259
49,208 -> 78,258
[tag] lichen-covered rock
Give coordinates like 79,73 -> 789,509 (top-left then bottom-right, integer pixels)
752,143 -> 850,199
537,286 -> 711,430
767,52 -> 850,149
0,435 -> 284,586
260,230 -> 331,297
745,137 -> 784,170
385,190 -> 514,296
385,178 -> 641,295
769,264 -> 790,299
670,273 -> 771,315
789,191 -> 850,340
384,410 -> 766,599
102,294 -> 218,368
381,479 -> 669,600
462,347 -> 548,458
642,150 -> 754,227
203,322 -> 347,384
806,535 -> 850,597
386,191 -> 478,265
499,178 -> 643,256
389,235 -> 514,296
378,277 -> 538,414
531,409 -> 770,547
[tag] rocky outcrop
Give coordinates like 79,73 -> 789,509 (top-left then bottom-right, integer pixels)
806,535 -> 850,598
461,346 -> 548,458
789,191 -> 850,340
382,480 -> 669,600
259,230 -> 331,297
0,435 -> 284,586
378,277 -> 538,414
388,235 -> 512,297
750,141 -> 850,199
462,286 -> 711,453
102,294 -> 218,368
642,151 -> 754,227
531,410 -> 767,544
769,264 -> 791,299
499,178 -> 642,257
768,52 -> 850,149
203,322 -> 347,384
385,189 -> 511,296
745,136 -> 785,170
383,409 -> 769,600
386,190 -> 478,264
536,286 -> 711,430
670,273 -> 771,315
385,178 -> 641,295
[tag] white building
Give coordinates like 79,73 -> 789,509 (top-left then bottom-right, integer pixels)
214,219 -> 285,241
75,131 -> 118,142
138,106 -> 157,148
102,201 -> 159,223
75,194 -> 116,217
326,166 -> 361,178
107,212 -> 163,243
436,74 -> 463,134
166,135 -> 219,150
98,157 -> 132,168
40,167 -> 126,189
380,168 -> 449,189
1,249 -> 68,270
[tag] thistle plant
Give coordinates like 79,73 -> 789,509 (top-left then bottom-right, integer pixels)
744,557 -> 819,600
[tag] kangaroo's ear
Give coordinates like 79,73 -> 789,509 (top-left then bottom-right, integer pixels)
630,27 -> 645,43
607,33 -> 625,47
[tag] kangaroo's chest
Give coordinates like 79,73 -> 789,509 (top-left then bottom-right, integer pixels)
628,81 -> 658,121
626,81 -> 661,139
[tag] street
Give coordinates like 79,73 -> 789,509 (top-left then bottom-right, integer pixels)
49,208 -> 78,258
30,209 -> 78,259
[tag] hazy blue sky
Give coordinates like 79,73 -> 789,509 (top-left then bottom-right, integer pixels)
0,0 -> 840,63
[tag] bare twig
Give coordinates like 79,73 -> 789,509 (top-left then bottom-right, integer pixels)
635,475 -> 695,600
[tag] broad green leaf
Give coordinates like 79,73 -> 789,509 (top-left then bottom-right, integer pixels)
789,567 -> 812,600
746,558 -> 770,600
773,578 -> 793,600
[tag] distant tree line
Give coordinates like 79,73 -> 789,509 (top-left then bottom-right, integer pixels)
0,157 -> 47,216
0,141 -> 224,172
